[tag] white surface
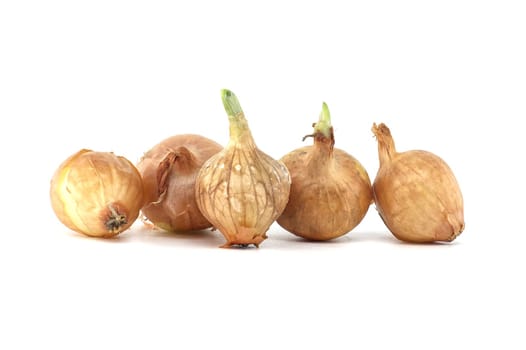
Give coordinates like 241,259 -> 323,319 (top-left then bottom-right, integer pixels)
1,1 -> 525,349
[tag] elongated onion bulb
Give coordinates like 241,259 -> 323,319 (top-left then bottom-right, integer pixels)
195,89 -> 291,248
50,149 -> 144,238
372,123 -> 464,242
137,134 -> 222,232
277,103 -> 372,240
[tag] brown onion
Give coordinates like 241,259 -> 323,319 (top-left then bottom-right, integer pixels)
137,134 -> 222,232
372,123 -> 465,242
195,89 -> 291,248
50,149 -> 144,238
277,103 -> 372,240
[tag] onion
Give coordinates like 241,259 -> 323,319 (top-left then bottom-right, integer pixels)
277,103 -> 372,240
195,89 -> 291,248
50,149 -> 144,238
372,123 -> 465,242
137,134 -> 222,232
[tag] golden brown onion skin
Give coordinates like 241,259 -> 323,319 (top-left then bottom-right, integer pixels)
50,149 -> 144,238
195,89 -> 291,248
137,134 -> 222,232
278,128 -> 372,241
372,123 -> 464,242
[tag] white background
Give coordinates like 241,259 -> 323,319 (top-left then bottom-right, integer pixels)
1,0 -> 525,349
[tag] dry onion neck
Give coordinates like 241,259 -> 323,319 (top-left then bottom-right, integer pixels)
372,123 -> 397,166
156,147 -> 198,198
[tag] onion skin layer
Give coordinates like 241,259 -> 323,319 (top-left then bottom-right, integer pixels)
50,149 -> 144,238
195,89 -> 291,248
372,123 -> 464,243
277,103 -> 372,240
137,134 -> 222,232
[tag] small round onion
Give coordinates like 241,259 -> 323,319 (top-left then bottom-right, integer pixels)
50,149 -> 144,238
372,123 -> 465,242
137,134 -> 222,232
277,103 -> 372,240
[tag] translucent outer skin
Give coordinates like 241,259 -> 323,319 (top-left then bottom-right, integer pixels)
137,134 -> 222,232
50,149 -> 144,238
373,147 -> 464,243
278,146 -> 372,240
195,142 -> 291,247
197,89 -> 291,247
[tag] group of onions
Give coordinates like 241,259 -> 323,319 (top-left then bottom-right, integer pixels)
50,89 -> 465,247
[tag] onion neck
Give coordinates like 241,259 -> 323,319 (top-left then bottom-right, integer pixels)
156,147 -> 198,198
372,123 -> 397,166
171,146 -> 199,171
309,139 -> 335,170
222,89 -> 257,148
304,102 -> 335,167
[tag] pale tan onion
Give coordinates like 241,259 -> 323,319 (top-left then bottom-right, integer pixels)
50,149 -> 144,238
195,90 -> 291,248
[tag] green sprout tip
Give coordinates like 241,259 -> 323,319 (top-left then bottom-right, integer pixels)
221,89 -> 244,117
314,102 -> 332,138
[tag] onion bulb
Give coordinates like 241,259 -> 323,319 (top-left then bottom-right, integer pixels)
277,103 -> 372,240
137,135 -> 222,232
372,123 -> 464,242
195,89 -> 291,248
50,149 -> 144,238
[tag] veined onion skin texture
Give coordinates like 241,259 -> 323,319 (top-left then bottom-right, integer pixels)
137,134 -> 222,232
50,149 -> 144,238
277,103 -> 372,240
372,123 -> 464,243
195,89 -> 291,248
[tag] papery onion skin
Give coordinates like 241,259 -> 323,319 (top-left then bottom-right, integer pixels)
137,134 -> 222,232
195,89 -> 291,248
50,149 -> 144,238
372,123 -> 464,243
277,103 -> 372,240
